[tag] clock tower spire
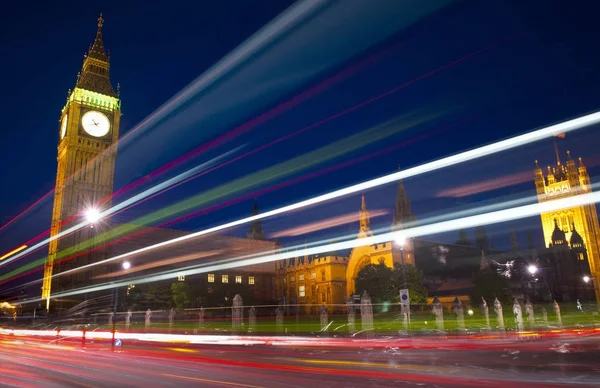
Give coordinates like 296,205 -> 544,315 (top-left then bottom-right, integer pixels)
42,14 -> 121,311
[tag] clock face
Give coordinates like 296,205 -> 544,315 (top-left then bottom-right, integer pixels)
60,115 -> 68,139
81,110 -> 110,137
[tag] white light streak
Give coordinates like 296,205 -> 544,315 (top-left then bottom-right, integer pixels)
0,147 -> 242,267
56,111 -> 600,278
36,190 -> 600,302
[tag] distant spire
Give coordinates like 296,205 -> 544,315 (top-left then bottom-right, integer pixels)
527,230 -> 535,250
475,226 -> 490,253
358,194 -> 373,238
554,138 -> 561,165
510,228 -> 519,251
480,250 -> 490,271
393,166 -> 415,231
247,201 -> 265,240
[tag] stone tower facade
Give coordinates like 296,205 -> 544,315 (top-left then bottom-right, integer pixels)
42,14 -> 121,310
534,145 -> 600,301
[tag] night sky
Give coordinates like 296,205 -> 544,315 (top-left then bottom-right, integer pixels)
1,0 -> 600,289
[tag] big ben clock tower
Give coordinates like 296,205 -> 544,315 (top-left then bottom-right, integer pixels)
42,14 -> 121,310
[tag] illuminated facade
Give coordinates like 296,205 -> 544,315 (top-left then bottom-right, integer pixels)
534,147 -> 600,301
277,181 -> 415,311
42,14 -> 121,310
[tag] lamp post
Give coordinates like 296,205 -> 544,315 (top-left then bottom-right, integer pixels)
394,233 -> 408,288
83,208 -> 101,325
111,260 -> 131,350
527,265 -> 538,303
395,232 -> 411,332
582,275 -> 595,304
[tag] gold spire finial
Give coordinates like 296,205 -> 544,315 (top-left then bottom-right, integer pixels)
98,13 -> 104,29
535,160 -> 539,168
553,137 -> 561,165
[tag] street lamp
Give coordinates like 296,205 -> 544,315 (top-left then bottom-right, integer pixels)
394,232 -> 410,331
85,208 -> 101,224
394,233 -> 407,247
111,261 -> 132,350
526,265 -> 539,303
82,207 -> 101,324
583,275 -> 590,283
527,265 -> 538,275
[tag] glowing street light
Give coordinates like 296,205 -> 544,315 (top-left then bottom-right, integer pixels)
583,275 -> 590,283
85,208 -> 101,224
394,233 -> 407,247
122,261 -> 131,271
527,265 -> 538,275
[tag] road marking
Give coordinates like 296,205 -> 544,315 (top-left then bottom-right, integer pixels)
166,347 -> 199,353
163,374 -> 264,387
286,358 -> 452,373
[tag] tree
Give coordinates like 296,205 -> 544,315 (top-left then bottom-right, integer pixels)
171,282 -> 192,310
470,268 -> 512,306
355,263 -> 428,306
475,226 -> 490,253
128,282 -> 172,310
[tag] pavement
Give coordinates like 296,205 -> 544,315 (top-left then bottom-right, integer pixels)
0,331 -> 599,387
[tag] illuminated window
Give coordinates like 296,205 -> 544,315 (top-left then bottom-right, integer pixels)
298,274 -> 305,281
249,276 -> 255,285
311,272 -> 316,280
321,270 -> 326,281
208,274 -> 215,283
299,285 -> 306,297
289,275 -> 295,283
222,275 -> 228,283
177,274 -> 185,282
235,276 -> 242,284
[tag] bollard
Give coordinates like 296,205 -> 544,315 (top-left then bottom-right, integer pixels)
82,329 -> 86,347
111,325 -> 116,351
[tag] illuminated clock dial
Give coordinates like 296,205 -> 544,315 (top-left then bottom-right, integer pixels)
60,115 -> 68,139
81,110 -> 110,137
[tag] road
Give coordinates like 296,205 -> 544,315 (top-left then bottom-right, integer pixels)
0,333 -> 599,387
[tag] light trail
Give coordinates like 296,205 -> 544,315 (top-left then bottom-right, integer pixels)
0,121 -> 458,286
1,33 -> 509,275
28,189 -> 600,302
0,245 -> 27,262
5,112 -> 434,271
270,210 -> 389,238
45,110 -> 600,281
2,181 -> 595,295
0,0 -> 450,237
0,0 -> 329,235
0,148 -> 242,269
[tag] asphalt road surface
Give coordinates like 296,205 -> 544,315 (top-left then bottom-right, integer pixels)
0,334 -> 599,387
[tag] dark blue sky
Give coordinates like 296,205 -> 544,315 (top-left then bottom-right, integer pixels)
1,0 -> 600,287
